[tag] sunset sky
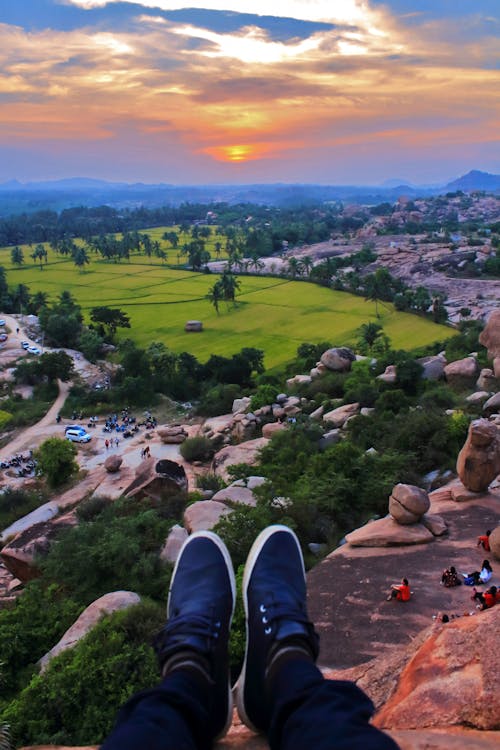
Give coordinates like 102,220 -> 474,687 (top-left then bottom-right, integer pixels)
0,1 -> 499,185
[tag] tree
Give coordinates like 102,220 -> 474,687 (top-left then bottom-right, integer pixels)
357,322 -> 383,352
219,271 -> 240,305
38,351 -> 75,382
78,328 -> 104,363
364,268 -> 393,317
31,244 -> 47,269
72,246 -> 90,271
90,306 -> 131,340
207,281 -> 223,315
11,246 -> 24,266
287,257 -> 301,279
35,437 -> 79,488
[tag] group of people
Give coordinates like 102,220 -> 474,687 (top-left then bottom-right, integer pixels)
439,530 -> 498,612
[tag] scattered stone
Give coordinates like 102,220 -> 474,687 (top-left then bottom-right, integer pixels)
232,397 -> 251,414
320,347 -> 356,372
323,402 -> 360,428
160,524 -> 188,564
184,320 -> 203,332
421,513 -> 447,536
417,354 -> 446,381
465,391 -> 491,405
478,308 -> 500,359
276,393 -> 288,404
7,577 -> 23,593
183,500 -> 231,532
345,516 -> 434,546
389,484 -> 430,524
456,418 -> 500,492
262,422 -> 286,438
444,357 -> 479,388
377,365 -> 397,385
157,425 -> 188,444
104,454 -> 122,473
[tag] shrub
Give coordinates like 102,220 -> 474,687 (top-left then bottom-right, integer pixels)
250,384 -> 278,410
0,410 -> 12,430
196,383 -> 241,417
195,473 -> 226,492
34,437 -> 78,488
179,436 -> 214,462
0,488 -> 46,530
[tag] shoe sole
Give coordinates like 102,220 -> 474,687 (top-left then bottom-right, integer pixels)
167,530 -> 236,740
235,525 -> 305,733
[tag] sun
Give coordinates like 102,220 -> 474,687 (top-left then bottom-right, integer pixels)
224,145 -> 255,162
202,142 -> 272,163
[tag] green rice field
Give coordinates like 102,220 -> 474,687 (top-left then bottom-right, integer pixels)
1,235 -> 453,368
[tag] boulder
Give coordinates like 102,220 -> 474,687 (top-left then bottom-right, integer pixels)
184,320 -> 203,332
309,405 -> 324,420
450,483 -> 486,503
444,357 -> 479,388
124,457 -> 188,500
489,526 -> 500,561
157,425 -> 188,444
483,392 -> 500,414
377,365 -> 397,385
318,429 -> 341,450
91,465 -> 136,501
1,514 -> 77,582
212,438 -> 269,481
183,500 -> 231,532
262,422 -> 286,438
494,357 -> 500,378
286,374 -> 312,388
456,419 -> 500,492
232,397 -> 251,414
160,524 -> 188,564
465,391 -> 491,405
320,347 -> 356,372
231,476 -> 266,491
416,354 -> 446,381
375,607 -> 500,731
389,484 -> 430,525
212,484 -> 257,507
39,591 -> 141,672
323,402 -> 360,428
421,513 -> 447,537
478,308 -> 500,359
476,368 -> 497,391
345,516 -> 434,547
104,454 -> 122,473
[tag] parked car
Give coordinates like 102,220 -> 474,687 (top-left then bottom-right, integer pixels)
0,319 -> 5,326
0,333 -> 7,342
65,427 -> 91,443
27,345 -> 41,354
21,341 -> 30,349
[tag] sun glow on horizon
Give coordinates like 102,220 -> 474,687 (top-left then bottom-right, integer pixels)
204,144 -> 264,162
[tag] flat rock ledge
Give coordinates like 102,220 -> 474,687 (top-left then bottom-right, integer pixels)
345,516 -> 435,547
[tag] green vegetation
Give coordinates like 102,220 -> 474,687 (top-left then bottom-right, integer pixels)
0,488 -> 47,530
34,437 -> 79,488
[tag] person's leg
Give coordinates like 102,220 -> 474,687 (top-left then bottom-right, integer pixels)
236,525 -> 399,750
102,530 -> 236,750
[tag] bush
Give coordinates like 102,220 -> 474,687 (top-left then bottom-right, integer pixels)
0,488 -> 46,530
179,436 -> 214,462
2,602 -> 163,747
195,473 -> 226,492
197,383 -> 241,417
250,384 -> 278,410
34,437 -> 78,488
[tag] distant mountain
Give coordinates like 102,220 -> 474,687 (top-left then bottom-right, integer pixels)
444,170 -> 500,192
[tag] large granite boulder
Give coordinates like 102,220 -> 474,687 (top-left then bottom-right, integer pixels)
104,454 -> 122,473
483,392 -> 500,414
389,484 -> 430,525
320,347 -> 356,372
476,368 -> 497,391
212,483 -> 257,507
262,422 -> 286,438
377,365 -> 397,385
479,309 -> 500,360
456,419 -> 500,492
39,591 -> 141,672
375,607 -> 500,731
212,438 -> 269,481
124,457 -> 188,500
488,526 -> 500,561
157,425 -> 188,444
444,357 -> 479,388
160,524 -> 188,563
416,354 -> 446,381
323,402 -> 360,428
232,397 -> 251,414
286,374 -> 312,388
345,516 -> 434,546
183,500 -> 231,532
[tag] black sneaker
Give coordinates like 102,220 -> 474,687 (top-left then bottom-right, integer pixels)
154,530 -> 236,741
236,525 -> 319,733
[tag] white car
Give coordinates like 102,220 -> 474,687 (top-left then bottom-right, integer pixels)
27,345 -> 41,355
0,319 -> 5,326
65,427 -> 92,443
21,341 -> 30,349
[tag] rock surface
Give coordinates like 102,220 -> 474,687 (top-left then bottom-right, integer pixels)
489,525 -> 500,561
444,356 -> 479,387
416,354 -> 446,381
183,500 -> 231,532
157,425 -> 188,444
124,457 -> 188,500
389,484 -> 430,525
212,483 -> 258,507
479,308 -> 500,359
212,438 -> 269,481
320,347 -> 356,372
39,591 -> 141,672
160,524 -> 188,563
345,516 -> 435,546
456,419 -> 500,492
261,422 -> 286,438
104,454 -> 122,473
323,402 -> 360,427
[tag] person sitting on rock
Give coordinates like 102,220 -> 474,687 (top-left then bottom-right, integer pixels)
462,560 -> 493,586
387,578 -> 411,602
473,585 -> 499,610
441,566 -> 461,587
477,530 -> 491,552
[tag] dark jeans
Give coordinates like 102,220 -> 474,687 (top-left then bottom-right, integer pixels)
102,659 -> 399,750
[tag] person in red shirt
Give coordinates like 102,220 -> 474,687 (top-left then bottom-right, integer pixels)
477,530 -> 491,552
387,578 -> 411,602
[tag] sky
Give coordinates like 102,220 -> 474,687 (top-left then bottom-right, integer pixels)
0,0 -> 498,185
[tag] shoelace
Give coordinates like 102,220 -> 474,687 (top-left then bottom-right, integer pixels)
154,612 -> 222,659
257,599 -> 313,636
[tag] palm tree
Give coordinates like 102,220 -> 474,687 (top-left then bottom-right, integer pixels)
300,255 -> 313,277
219,271 -> 240,305
31,244 -> 46,269
72,246 -> 90,271
358,322 -> 383,350
11,246 -> 24,265
287,257 -> 301,279
207,280 -> 224,315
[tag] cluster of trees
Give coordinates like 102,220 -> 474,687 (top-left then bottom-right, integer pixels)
207,271 -> 241,313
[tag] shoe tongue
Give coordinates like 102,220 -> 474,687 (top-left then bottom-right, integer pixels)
276,620 -> 308,641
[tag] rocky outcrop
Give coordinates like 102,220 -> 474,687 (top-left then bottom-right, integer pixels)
456,419 -> 500,492
444,356 -> 479,388
262,422 -> 286,438
345,516 -> 434,546
323,402 -> 360,428
124,457 -> 188,500
479,309 -> 500,359
374,607 -> 500,731
389,484 -> 430,525
183,500 -> 231,532
160,524 -> 188,564
212,438 -> 269,481
157,425 -> 188,444
320,347 -> 356,372
104,454 -> 122,473
39,591 -> 141,672
417,354 -> 446,381
232,397 -> 251,414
